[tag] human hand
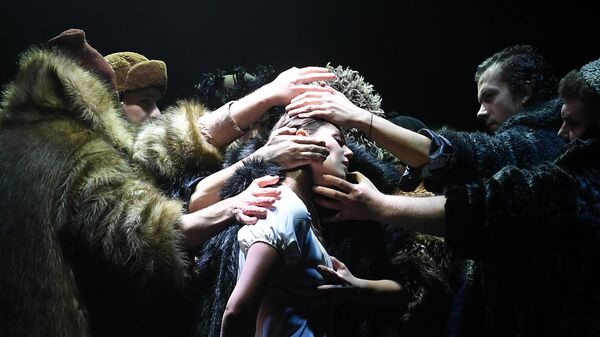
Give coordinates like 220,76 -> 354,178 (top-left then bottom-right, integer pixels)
264,66 -> 335,106
313,171 -> 383,223
314,256 -> 365,303
285,87 -> 370,129
251,127 -> 330,169
232,175 -> 281,225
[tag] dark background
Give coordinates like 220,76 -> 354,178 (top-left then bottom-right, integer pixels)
1,0 -> 597,131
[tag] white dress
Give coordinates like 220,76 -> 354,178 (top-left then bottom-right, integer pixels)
238,184 -> 334,337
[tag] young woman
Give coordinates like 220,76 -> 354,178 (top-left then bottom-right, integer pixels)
219,114 -> 353,337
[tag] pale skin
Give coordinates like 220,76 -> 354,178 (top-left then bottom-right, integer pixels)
313,172 -> 446,236
181,175 -> 282,249
221,126 -> 409,337
557,98 -> 589,142
189,67 -> 335,212
121,87 -> 162,123
285,65 -> 532,168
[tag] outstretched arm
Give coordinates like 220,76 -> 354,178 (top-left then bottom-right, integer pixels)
286,88 -> 431,167
184,176 -> 281,248
220,242 -> 280,337
314,172 -> 446,236
188,127 -> 329,212
317,257 -> 407,308
200,67 -> 336,148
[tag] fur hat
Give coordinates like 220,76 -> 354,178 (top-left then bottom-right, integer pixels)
581,58 -> 600,95
48,28 -> 117,92
104,52 -> 167,94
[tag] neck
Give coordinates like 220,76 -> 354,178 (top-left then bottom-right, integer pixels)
283,168 -> 313,206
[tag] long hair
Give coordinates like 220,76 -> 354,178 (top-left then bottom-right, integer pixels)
270,114 -> 341,241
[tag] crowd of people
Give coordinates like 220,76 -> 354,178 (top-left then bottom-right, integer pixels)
1,28 -> 599,337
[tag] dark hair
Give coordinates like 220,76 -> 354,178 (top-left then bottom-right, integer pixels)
559,70 -> 600,120
475,45 -> 558,106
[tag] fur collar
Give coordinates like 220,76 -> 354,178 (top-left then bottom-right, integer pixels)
0,48 -> 133,154
498,98 -> 562,131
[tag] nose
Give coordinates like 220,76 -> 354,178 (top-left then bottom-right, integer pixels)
148,105 -> 161,119
476,104 -> 488,120
557,122 -> 570,142
343,145 -> 354,161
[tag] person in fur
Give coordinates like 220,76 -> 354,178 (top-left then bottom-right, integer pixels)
286,45 -> 566,192
190,65 -> 461,337
312,57 -> 600,336
105,51 -> 168,123
0,28 -> 337,337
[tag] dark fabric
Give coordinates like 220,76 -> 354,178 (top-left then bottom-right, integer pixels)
444,137 -> 600,336
190,137 -> 459,337
407,99 -> 566,193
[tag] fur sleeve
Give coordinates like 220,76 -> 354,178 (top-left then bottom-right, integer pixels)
427,125 -> 564,191
390,233 -> 460,336
132,99 -> 223,182
444,163 -> 579,260
66,138 -> 189,285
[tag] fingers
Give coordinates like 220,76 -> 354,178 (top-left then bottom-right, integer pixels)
298,66 -> 332,75
285,91 -> 330,106
288,108 -> 329,119
252,187 -> 281,198
271,127 -> 297,136
320,212 -> 346,224
314,196 -> 342,211
330,256 -> 341,268
293,84 -> 335,94
349,171 -> 369,184
247,196 -> 278,207
237,212 -> 258,225
289,137 -> 327,147
289,91 -> 327,105
253,175 -> 280,188
320,174 -> 354,193
297,73 -> 336,84
242,205 -> 270,218
312,186 -> 347,201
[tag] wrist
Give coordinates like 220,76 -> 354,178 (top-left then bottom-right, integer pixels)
255,82 -> 281,107
352,108 -> 373,131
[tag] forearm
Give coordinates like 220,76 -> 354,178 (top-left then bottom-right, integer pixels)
188,161 -> 245,212
354,112 -> 431,167
199,85 -> 276,148
220,308 -> 256,337
181,197 -> 237,248
376,195 -> 447,236
357,279 -> 408,308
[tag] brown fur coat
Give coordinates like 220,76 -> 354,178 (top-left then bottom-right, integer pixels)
0,48 -> 221,337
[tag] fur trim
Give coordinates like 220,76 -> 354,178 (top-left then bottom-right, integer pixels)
133,99 -> 223,181
1,47 -> 133,155
193,65 -> 276,110
498,98 -> 562,131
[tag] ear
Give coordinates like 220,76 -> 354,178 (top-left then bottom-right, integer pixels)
295,129 -> 308,137
521,86 -> 533,104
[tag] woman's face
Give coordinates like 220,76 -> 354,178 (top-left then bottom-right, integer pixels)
307,123 -> 354,185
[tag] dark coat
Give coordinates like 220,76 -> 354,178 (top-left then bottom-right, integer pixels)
425,99 -> 566,192
444,137 -> 600,336
0,48 -> 222,337
190,137 -> 460,337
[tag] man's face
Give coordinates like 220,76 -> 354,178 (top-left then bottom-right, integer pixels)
121,87 -> 162,124
558,98 -> 589,142
476,65 -> 526,132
